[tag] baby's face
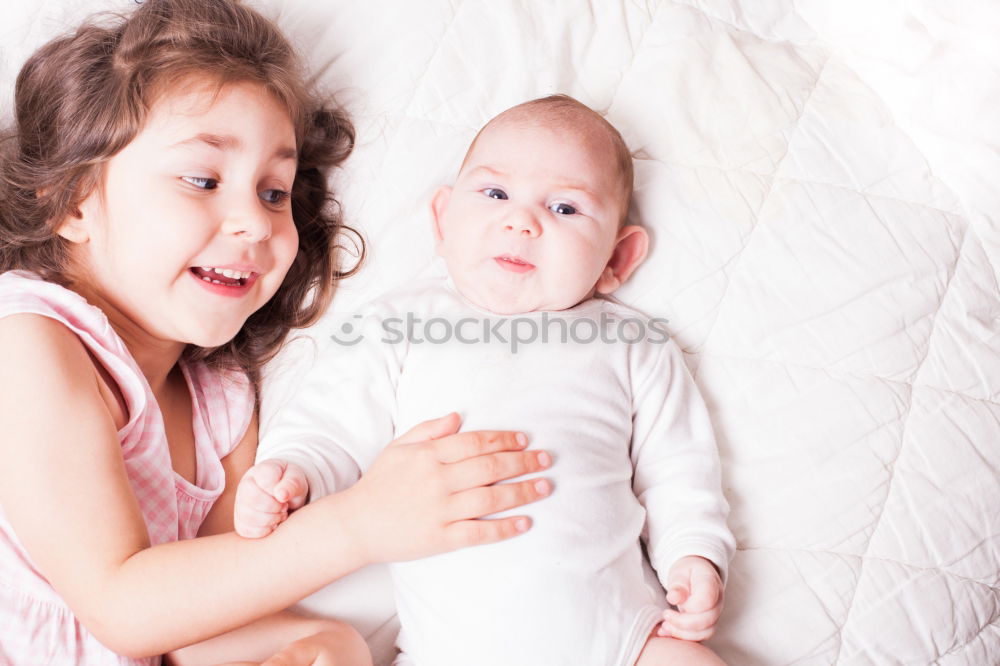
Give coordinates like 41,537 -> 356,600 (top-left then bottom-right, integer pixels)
432,119 -> 630,314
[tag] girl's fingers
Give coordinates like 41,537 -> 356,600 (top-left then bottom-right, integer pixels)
444,450 -> 551,491
448,477 -> 552,521
391,412 -> 462,446
433,430 -> 528,464
445,515 -> 533,549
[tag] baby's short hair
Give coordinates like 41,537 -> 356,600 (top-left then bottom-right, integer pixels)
462,94 -> 634,223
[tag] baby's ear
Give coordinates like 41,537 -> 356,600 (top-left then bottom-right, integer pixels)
595,225 -> 649,294
430,186 -> 452,251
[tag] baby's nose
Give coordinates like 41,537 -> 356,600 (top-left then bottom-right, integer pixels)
503,208 -> 542,237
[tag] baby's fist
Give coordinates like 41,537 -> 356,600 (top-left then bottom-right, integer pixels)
234,459 -> 309,538
659,555 -> 724,642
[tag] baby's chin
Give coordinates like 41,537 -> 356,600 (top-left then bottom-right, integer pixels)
455,282 -> 585,315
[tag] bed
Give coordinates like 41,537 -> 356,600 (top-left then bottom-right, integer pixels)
3,1 -> 997,664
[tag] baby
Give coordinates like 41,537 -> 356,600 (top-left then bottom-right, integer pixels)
240,95 -> 735,666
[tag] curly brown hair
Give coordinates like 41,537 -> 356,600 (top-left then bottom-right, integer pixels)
0,0 -> 363,387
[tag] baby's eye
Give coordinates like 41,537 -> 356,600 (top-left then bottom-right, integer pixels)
182,176 -> 219,190
549,202 -> 577,215
482,188 -> 508,200
260,189 -> 291,206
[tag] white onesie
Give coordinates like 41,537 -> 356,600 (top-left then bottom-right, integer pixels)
259,277 -> 735,666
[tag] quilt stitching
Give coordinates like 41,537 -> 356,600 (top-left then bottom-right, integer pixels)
831,207 -> 973,664
602,0 -> 665,118
371,4 -> 465,188
934,616 -> 1000,664
670,0 -> 813,48
741,546 -> 1000,593
696,55 -> 831,378
699,351 -> 1000,408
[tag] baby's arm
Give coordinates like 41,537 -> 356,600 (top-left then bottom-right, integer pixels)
253,307 -> 401,502
629,335 -> 736,640
232,305 -> 393,541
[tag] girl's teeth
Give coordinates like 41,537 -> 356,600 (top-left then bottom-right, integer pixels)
199,267 -> 251,279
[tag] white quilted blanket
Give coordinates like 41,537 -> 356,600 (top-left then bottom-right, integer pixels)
3,2 -> 997,665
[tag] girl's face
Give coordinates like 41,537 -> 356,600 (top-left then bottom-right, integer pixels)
64,80 -> 299,349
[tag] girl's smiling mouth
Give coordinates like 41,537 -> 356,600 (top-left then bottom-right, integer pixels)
189,266 -> 261,295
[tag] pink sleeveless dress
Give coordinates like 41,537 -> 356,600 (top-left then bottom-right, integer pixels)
0,270 -> 255,665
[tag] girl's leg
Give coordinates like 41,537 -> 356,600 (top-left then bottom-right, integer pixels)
254,624 -> 372,666
167,611 -> 371,666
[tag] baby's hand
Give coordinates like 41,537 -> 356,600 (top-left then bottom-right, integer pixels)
658,555 -> 724,642
234,460 -> 309,538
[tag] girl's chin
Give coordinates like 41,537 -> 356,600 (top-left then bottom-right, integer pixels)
186,325 -> 244,349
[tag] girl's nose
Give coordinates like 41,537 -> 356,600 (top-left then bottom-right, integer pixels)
503,208 -> 542,237
220,196 -> 272,242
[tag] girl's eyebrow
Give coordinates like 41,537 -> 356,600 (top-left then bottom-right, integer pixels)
169,132 -> 297,162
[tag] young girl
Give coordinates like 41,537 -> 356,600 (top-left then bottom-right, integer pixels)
0,1 -> 551,664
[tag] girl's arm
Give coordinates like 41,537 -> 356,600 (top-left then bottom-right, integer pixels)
168,418 -> 369,665
0,314 -> 548,658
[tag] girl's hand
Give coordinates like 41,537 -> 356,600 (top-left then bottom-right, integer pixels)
657,555 -> 725,641
338,412 -> 551,564
234,460 -> 309,538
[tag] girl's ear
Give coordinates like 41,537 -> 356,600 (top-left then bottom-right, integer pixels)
55,188 -> 100,244
595,225 -> 649,294
55,207 -> 90,244
430,186 -> 452,252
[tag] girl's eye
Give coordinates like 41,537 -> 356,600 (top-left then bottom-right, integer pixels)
549,202 -> 577,215
182,176 -> 218,190
260,189 -> 291,206
483,188 -> 508,200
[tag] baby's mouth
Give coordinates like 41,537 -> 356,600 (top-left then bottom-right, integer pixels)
494,254 -> 535,273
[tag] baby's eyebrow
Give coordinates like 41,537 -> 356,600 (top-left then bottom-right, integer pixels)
464,164 -> 602,206
465,165 -> 505,179
169,132 -> 297,162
